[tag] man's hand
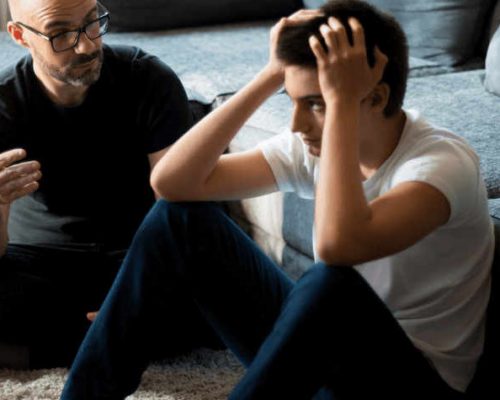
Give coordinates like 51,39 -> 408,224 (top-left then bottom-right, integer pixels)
266,9 -> 324,82
86,311 -> 98,322
309,17 -> 388,105
0,149 -> 41,207
0,148 -> 41,257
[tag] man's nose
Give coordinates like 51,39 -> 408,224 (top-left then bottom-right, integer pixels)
73,31 -> 98,54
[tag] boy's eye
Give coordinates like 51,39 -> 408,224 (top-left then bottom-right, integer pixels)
309,101 -> 325,112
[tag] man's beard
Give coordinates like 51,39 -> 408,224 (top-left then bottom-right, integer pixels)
33,48 -> 104,87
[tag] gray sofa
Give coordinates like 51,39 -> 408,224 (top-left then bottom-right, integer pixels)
0,0 -> 499,396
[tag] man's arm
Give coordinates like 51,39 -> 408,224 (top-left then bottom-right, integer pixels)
0,149 -> 41,257
310,18 -> 450,265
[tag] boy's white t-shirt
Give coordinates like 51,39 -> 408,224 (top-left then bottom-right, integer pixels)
258,109 -> 494,393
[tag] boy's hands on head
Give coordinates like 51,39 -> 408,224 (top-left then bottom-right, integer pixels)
266,9 -> 324,82
309,17 -> 388,106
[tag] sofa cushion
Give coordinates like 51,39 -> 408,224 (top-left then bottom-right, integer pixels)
485,27 -> 500,96
304,0 -> 495,66
101,0 -> 301,31
490,199 -> 500,220
104,22 -> 273,101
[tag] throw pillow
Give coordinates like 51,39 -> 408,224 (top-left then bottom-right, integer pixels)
102,0 -> 302,32
303,0 -> 495,66
485,27 -> 500,96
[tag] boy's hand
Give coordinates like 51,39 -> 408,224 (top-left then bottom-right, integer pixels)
266,9 -> 324,81
309,17 -> 387,106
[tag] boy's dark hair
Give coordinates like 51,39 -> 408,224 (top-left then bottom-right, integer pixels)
277,0 -> 408,117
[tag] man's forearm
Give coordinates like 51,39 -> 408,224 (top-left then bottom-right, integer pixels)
151,66 -> 282,200
0,231 -> 8,257
0,205 -> 9,258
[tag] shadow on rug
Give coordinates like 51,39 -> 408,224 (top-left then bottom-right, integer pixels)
0,349 -> 244,400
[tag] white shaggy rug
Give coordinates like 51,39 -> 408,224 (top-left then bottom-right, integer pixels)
0,349 -> 244,400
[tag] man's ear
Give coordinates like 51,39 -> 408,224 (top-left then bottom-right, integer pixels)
7,22 -> 29,49
368,83 -> 390,113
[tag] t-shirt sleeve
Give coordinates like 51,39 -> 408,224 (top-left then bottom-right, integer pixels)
132,53 -> 192,153
0,84 -> 20,153
258,131 -> 316,198
390,139 -> 481,224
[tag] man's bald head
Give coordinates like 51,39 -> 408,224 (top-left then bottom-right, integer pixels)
8,0 -> 97,27
6,0 -> 44,22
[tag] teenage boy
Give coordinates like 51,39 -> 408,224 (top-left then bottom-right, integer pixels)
61,1 -> 492,399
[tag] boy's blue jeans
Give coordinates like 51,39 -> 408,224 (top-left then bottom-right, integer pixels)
60,200 -> 464,399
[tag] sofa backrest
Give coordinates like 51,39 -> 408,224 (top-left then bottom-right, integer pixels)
102,0 -> 302,32
304,0 -> 498,67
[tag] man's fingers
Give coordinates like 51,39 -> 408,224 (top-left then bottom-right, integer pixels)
0,149 -> 26,170
0,181 -> 39,204
86,311 -> 98,322
0,168 -> 42,204
7,161 -> 40,174
0,161 -> 41,186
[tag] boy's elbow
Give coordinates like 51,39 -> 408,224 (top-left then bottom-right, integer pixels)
315,236 -> 360,267
150,170 -> 177,201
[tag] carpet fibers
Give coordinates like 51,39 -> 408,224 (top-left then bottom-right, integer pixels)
0,349 -> 244,400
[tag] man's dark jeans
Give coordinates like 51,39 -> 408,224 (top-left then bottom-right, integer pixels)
60,200 -> 464,399
0,243 -> 125,368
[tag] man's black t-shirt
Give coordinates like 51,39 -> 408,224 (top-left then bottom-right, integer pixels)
0,45 -> 192,250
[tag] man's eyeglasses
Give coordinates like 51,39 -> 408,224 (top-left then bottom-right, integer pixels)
15,2 -> 110,53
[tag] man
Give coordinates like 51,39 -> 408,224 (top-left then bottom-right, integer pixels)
61,0 -> 493,398
0,0 -> 195,368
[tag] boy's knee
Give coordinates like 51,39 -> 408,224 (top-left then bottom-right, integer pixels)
136,200 -> 228,254
151,200 -> 221,222
301,263 -> 368,297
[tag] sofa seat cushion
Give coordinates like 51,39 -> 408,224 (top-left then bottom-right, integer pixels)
404,70 -> 500,198
490,199 -> 500,220
104,23 -> 272,102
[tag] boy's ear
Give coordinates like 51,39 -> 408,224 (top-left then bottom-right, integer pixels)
368,82 -> 390,113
